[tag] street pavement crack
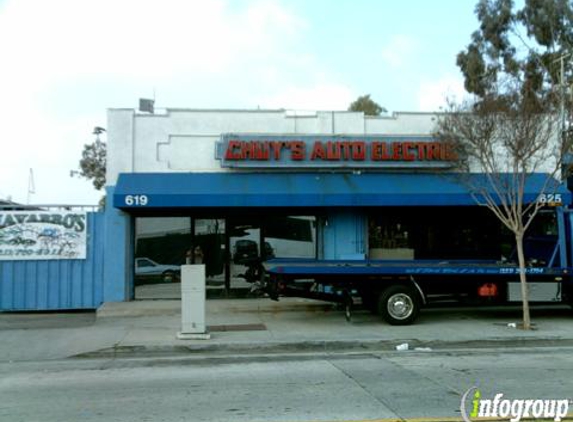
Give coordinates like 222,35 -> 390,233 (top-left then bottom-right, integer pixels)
326,356 -> 405,420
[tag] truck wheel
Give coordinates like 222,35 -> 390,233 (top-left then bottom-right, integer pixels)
378,285 -> 420,325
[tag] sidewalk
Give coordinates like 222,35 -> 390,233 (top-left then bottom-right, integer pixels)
2,298 -> 573,363
94,298 -> 573,355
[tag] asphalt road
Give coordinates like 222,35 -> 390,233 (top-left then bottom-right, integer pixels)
1,347 -> 572,422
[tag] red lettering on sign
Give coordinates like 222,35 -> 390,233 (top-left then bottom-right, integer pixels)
289,141 -> 305,160
381,142 -> 391,160
402,142 -> 415,161
255,142 -> 269,160
415,143 -> 425,160
326,142 -> 340,160
371,142 -> 393,160
310,142 -> 325,160
425,142 -> 440,160
269,142 -> 283,160
371,143 -> 381,160
340,142 -> 351,160
223,138 -> 456,164
240,142 -> 252,159
392,143 -> 401,160
352,142 -> 366,160
224,140 -> 242,160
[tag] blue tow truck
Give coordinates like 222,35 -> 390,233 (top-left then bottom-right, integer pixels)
261,207 -> 573,325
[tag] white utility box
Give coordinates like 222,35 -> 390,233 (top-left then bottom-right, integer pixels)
177,264 -> 210,340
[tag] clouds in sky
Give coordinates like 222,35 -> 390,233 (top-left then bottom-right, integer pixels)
260,82 -> 354,111
0,0 -> 470,204
381,35 -> 419,69
418,76 -> 468,111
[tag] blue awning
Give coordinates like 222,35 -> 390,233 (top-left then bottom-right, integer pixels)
112,172 -> 571,209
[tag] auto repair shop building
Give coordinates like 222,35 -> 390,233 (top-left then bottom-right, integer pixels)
103,108 -> 559,302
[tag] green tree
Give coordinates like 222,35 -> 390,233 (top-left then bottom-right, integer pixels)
348,95 -> 386,116
450,0 -> 573,330
71,126 -> 106,191
457,0 -> 573,104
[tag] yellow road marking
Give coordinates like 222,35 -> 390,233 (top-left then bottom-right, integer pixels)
286,414 -> 573,422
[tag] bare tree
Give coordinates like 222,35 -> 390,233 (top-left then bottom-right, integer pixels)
435,88 -> 569,330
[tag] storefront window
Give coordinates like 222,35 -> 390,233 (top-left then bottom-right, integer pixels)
133,214 -> 317,298
194,219 -> 226,289
369,215 -> 413,259
134,217 -> 191,298
368,208 -> 504,260
227,218 -> 259,290
264,216 -> 316,259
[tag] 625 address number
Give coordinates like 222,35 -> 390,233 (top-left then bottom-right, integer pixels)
125,195 -> 148,206
538,193 -> 562,206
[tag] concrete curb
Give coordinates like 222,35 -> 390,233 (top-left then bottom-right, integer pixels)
72,336 -> 573,359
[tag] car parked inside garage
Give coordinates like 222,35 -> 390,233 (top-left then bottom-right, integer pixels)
134,257 -> 181,284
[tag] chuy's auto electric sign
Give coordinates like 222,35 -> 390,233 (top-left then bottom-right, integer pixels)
215,135 -> 457,169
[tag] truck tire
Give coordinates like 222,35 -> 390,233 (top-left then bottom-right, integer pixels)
378,285 -> 420,325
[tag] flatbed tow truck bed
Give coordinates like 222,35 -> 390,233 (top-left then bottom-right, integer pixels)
264,258 -> 570,276
262,258 -> 573,325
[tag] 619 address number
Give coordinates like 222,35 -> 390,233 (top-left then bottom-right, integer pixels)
125,195 -> 148,206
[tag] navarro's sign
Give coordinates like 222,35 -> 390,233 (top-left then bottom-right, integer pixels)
215,135 -> 456,169
0,211 -> 87,260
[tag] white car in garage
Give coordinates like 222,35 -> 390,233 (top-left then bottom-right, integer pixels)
134,257 -> 181,284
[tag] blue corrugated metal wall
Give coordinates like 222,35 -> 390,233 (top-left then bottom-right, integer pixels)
0,212 -> 105,311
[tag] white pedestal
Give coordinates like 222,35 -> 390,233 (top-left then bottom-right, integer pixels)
177,264 -> 211,340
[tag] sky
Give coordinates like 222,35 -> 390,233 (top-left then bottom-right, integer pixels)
0,0 -> 480,205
